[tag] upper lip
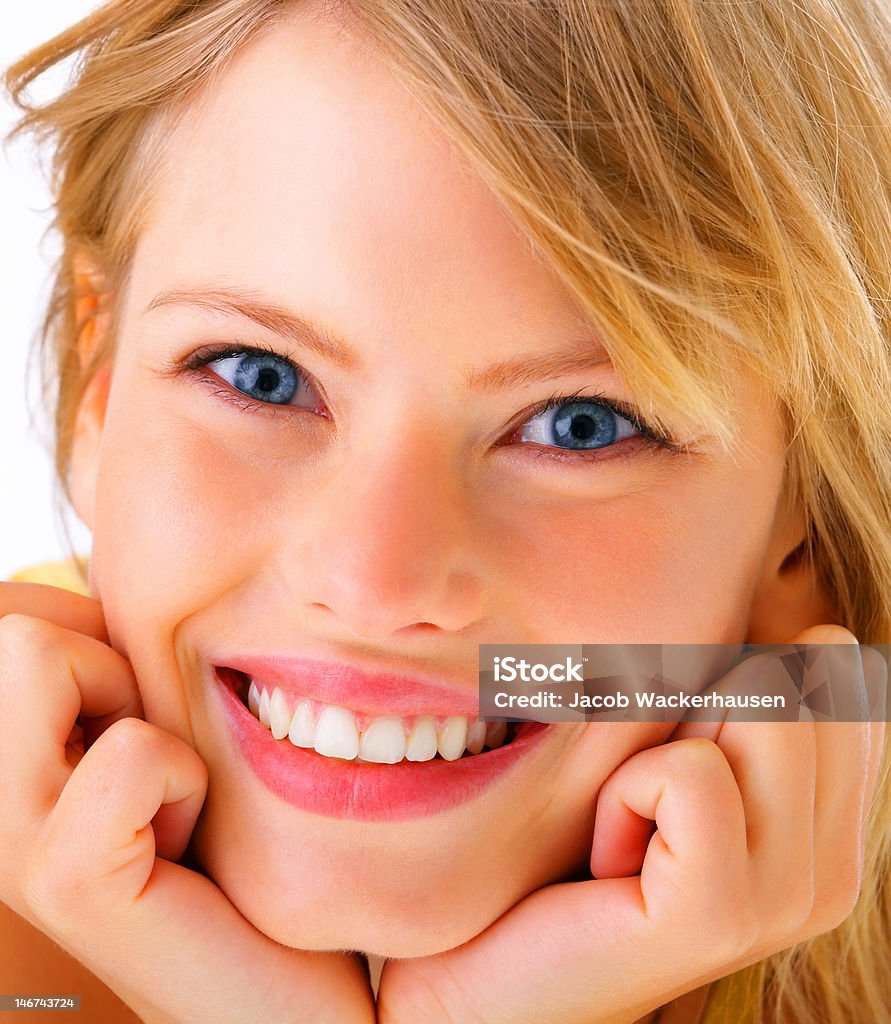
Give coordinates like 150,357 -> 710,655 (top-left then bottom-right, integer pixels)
214,653 -> 481,718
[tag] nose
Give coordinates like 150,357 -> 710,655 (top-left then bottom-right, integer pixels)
289,425 -> 486,638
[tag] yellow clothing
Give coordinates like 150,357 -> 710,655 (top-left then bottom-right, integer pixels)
8,555 -> 90,595
7,557 -> 760,1024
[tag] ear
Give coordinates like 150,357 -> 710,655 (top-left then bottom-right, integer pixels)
745,493 -> 841,643
68,254 -> 114,531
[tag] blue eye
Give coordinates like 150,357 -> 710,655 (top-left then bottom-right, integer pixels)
518,397 -> 642,452
209,351 -> 302,405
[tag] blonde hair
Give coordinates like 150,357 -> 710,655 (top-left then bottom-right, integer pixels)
6,1 -> 891,1020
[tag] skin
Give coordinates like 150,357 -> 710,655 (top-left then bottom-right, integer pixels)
62,4 -> 841,963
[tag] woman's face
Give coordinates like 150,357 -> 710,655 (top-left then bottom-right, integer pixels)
75,8 -> 801,957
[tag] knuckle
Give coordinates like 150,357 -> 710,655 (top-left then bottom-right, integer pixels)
595,768 -> 621,801
679,736 -> 722,758
809,894 -> 858,937
684,886 -> 760,965
93,715 -> 155,759
772,873 -> 815,936
818,865 -> 863,933
0,613 -> 55,659
741,651 -> 777,673
861,645 -> 888,693
719,903 -> 761,962
737,651 -> 785,685
669,736 -> 725,775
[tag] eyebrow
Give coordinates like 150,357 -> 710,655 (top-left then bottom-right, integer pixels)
144,286 -> 613,392
145,287 -> 359,371
465,346 -> 612,393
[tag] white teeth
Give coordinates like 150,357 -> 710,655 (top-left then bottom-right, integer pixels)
288,699 -> 315,748
244,683 -> 511,762
405,715 -> 438,762
359,717 -> 407,764
314,705 -> 360,760
465,720 -> 487,755
269,687 -> 292,740
437,716 -> 468,761
485,720 -> 508,749
258,687 -> 272,728
248,680 -> 261,717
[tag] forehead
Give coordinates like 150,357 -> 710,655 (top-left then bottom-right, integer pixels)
128,6 -> 594,365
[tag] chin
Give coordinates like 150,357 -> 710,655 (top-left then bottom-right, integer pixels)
187,798 -> 591,959
194,843 -> 510,957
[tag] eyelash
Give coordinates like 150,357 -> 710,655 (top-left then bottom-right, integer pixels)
513,388 -> 685,464
177,341 -> 328,417
174,342 -> 688,466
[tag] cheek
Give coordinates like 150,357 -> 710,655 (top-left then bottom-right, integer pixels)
491,474 -> 770,643
90,395 -> 285,621
88,399 -> 287,737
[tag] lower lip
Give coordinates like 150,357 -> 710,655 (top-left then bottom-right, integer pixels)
211,666 -> 553,821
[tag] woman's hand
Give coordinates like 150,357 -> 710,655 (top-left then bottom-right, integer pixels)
0,582 -> 376,1024
376,625 -> 887,1024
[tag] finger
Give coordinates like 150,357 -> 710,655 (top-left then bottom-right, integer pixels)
589,804 -> 657,878
680,642 -> 818,940
860,645 -> 888,826
709,627 -> 874,948
666,647 -> 816,867
39,717 -> 207,890
0,581 -> 108,642
590,737 -> 749,923
709,714 -> 816,938
801,634 -> 885,933
0,614 -> 143,820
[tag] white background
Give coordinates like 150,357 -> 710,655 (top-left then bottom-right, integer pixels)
1,3 -> 98,579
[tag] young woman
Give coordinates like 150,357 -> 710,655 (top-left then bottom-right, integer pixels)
2,1 -> 890,1021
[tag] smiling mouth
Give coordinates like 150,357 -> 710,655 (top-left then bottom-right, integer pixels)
217,666 -> 520,764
